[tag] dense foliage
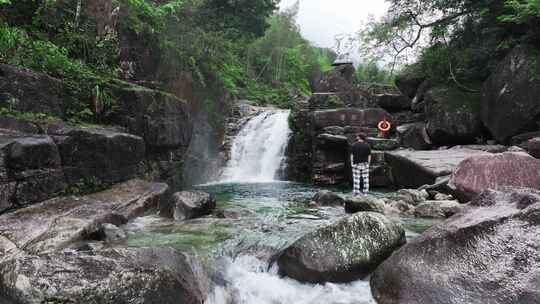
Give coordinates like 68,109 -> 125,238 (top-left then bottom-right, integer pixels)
361,0 -> 540,87
0,0 -> 336,122
220,3 -> 336,108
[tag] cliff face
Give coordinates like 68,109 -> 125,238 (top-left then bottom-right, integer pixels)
0,64 -> 197,212
286,64 -> 399,187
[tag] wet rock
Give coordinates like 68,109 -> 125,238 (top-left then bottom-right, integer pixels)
525,137 -> 540,158
396,123 -> 432,150
168,191 -> 216,221
449,152 -> 540,202
508,145 -> 526,153
0,64 -> 72,117
345,195 -> 385,214
0,134 -> 67,212
322,126 -> 345,135
481,45 -> 540,143
52,126 -> 145,185
424,86 -> 482,146
108,81 -> 192,149
511,131 -> 540,146
317,133 -> 348,146
387,200 -> 413,214
413,200 -> 461,218
0,247 -> 209,304
450,144 -> 508,153
278,212 -> 405,283
385,149 -> 490,189
6,136 -> 61,171
214,209 -> 250,219
312,129 -> 350,186
371,188 -> 540,304
100,223 -> 127,243
395,189 -> 429,206
375,93 -> 411,112
0,179 -> 168,255
312,108 -> 392,131
395,71 -> 425,99
369,165 -> 393,188
312,190 -> 345,206
0,116 -> 40,134
430,191 -> 454,201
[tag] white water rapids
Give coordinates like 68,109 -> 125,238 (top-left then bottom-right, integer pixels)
221,110 -> 291,182
207,255 -> 375,304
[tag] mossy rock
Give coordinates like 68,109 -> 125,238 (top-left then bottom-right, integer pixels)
277,212 -> 405,283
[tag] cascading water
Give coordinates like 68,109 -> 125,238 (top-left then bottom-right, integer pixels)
221,110 -> 291,182
126,108 -> 395,303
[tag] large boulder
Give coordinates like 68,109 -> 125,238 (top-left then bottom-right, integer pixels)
315,64 -> 355,93
166,191 -> 216,221
277,212 -> 405,283
50,126 -> 145,185
424,86 -> 482,146
312,108 -> 391,131
108,81 -> 192,149
481,45 -> 540,143
344,195 -> 385,214
0,133 -> 66,212
371,188 -> 540,304
313,64 -> 374,108
449,152 -> 540,202
0,64 -> 72,118
312,190 -> 345,206
385,149 -> 490,189
0,179 -> 168,255
396,123 -> 432,150
395,70 -> 425,99
0,247 -> 209,304
375,93 -> 411,112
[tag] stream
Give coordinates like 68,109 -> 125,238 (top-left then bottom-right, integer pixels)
124,110 -> 437,303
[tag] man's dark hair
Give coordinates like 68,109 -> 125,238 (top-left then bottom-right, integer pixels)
356,132 -> 367,140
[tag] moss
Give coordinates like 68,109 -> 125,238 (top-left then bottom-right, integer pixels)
327,94 -> 345,107
0,107 -> 61,124
62,177 -> 109,196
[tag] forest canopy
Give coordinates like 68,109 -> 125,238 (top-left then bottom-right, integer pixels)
0,0 -> 340,115
360,0 -> 540,88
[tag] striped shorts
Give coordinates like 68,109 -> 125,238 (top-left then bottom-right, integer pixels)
352,162 -> 370,196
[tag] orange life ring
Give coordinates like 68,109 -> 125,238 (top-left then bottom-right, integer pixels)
378,120 -> 392,132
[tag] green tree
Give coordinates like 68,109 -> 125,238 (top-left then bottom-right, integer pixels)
360,0 -> 533,89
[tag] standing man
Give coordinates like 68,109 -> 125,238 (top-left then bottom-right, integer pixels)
351,133 -> 372,196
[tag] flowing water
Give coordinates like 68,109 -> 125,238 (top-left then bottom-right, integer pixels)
124,109 -> 438,303
221,110 -> 291,182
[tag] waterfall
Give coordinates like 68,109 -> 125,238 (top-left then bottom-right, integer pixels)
221,110 -> 291,183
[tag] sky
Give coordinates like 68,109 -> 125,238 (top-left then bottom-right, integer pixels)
279,0 -> 389,50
